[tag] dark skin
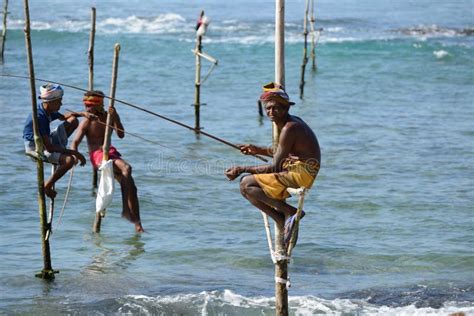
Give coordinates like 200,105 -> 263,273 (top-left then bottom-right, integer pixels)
225,100 -> 321,228
71,103 -> 144,233
41,98 -> 97,199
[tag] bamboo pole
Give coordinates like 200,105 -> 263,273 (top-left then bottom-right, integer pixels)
194,15 -> 203,132
88,7 -> 96,91
309,0 -> 317,71
23,0 -> 56,280
88,7 -> 98,190
274,1 -> 288,315
0,0 -> 8,64
299,0 -> 309,99
93,43 -> 120,233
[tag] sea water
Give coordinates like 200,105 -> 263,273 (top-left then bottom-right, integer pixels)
0,0 -> 473,314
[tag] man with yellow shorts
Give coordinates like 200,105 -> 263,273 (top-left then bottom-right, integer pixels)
225,82 -> 321,250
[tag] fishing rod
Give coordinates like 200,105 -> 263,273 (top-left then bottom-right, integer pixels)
2,73 -> 269,163
64,108 -> 187,154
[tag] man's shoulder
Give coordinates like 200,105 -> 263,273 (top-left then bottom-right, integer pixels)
284,116 -> 306,131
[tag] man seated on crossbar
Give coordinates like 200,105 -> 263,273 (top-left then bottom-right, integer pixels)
23,83 -> 96,199
225,82 -> 321,249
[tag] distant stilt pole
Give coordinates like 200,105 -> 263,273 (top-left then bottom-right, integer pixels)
299,0 -> 309,99
93,43 -> 120,233
88,7 -> 98,190
23,0 -> 57,280
257,100 -> 264,117
275,0 -> 288,315
194,12 -> 204,132
0,0 -> 8,64
309,0 -> 318,72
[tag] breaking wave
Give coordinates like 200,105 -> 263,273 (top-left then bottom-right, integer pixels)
117,290 -> 474,315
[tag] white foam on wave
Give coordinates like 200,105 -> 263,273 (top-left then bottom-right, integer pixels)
8,13 -> 188,34
433,50 -> 450,59
123,290 -> 474,315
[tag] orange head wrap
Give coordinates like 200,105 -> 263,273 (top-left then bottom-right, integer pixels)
83,95 -> 104,107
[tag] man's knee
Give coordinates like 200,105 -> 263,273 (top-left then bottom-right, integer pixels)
61,154 -> 75,169
121,163 -> 132,177
239,175 -> 252,196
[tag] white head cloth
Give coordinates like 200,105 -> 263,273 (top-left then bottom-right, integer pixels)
40,83 -> 64,102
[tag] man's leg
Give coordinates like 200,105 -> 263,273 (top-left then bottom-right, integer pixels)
44,154 -> 75,198
240,175 -> 297,227
63,116 -> 79,137
113,159 -> 144,232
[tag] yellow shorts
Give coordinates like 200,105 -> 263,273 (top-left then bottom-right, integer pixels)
254,160 -> 319,200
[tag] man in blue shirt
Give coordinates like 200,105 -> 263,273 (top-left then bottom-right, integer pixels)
23,83 -> 96,198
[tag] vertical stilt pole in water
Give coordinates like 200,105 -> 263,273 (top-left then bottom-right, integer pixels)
275,0 -> 288,315
310,0 -> 317,72
88,7 -> 99,190
257,100 -> 264,117
299,0 -> 309,99
194,14 -> 203,132
93,43 -> 120,233
23,0 -> 56,279
0,0 -> 8,64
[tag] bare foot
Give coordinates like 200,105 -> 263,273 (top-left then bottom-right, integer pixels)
44,186 -> 57,199
135,222 -> 145,233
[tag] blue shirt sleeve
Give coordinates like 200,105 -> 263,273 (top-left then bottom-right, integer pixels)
50,111 -> 62,121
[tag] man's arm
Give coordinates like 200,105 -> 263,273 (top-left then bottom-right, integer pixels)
42,132 -> 87,166
239,144 -> 273,157
61,111 -> 97,121
70,119 -> 89,152
225,125 -> 296,180
109,107 -> 125,138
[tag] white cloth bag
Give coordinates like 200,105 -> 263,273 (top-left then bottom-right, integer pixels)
96,159 -> 115,215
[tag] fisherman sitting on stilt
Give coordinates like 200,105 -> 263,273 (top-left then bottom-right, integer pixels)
225,82 -> 321,251
71,91 -> 144,233
23,83 -> 95,198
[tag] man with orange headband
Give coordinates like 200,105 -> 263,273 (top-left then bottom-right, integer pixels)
71,90 -> 144,233
225,82 -> 321,251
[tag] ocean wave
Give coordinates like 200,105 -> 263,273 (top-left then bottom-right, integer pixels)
8,13 -> 189,34
6,15 -> 473,47
119,290 -> 474,315
433,50 -> 450,59
395,25 -> 474,38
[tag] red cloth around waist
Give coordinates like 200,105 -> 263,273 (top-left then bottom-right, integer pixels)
90,146 -> 121,169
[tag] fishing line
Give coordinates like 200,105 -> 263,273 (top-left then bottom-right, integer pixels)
1,73 -> 269,162
64,108 -> 189,155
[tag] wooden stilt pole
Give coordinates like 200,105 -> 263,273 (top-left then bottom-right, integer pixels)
275,0 -> 288,315
299,0 -> 309,99
88,7 -> 99,190
194,17 -> 203,132
309,0 -> 317,72
23,0 -> 57,280
257,100 -> 264,117
0,0 -> 8,64
93,43 -> 120,233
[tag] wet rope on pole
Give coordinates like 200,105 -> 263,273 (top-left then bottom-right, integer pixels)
23,0 -> 57,280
